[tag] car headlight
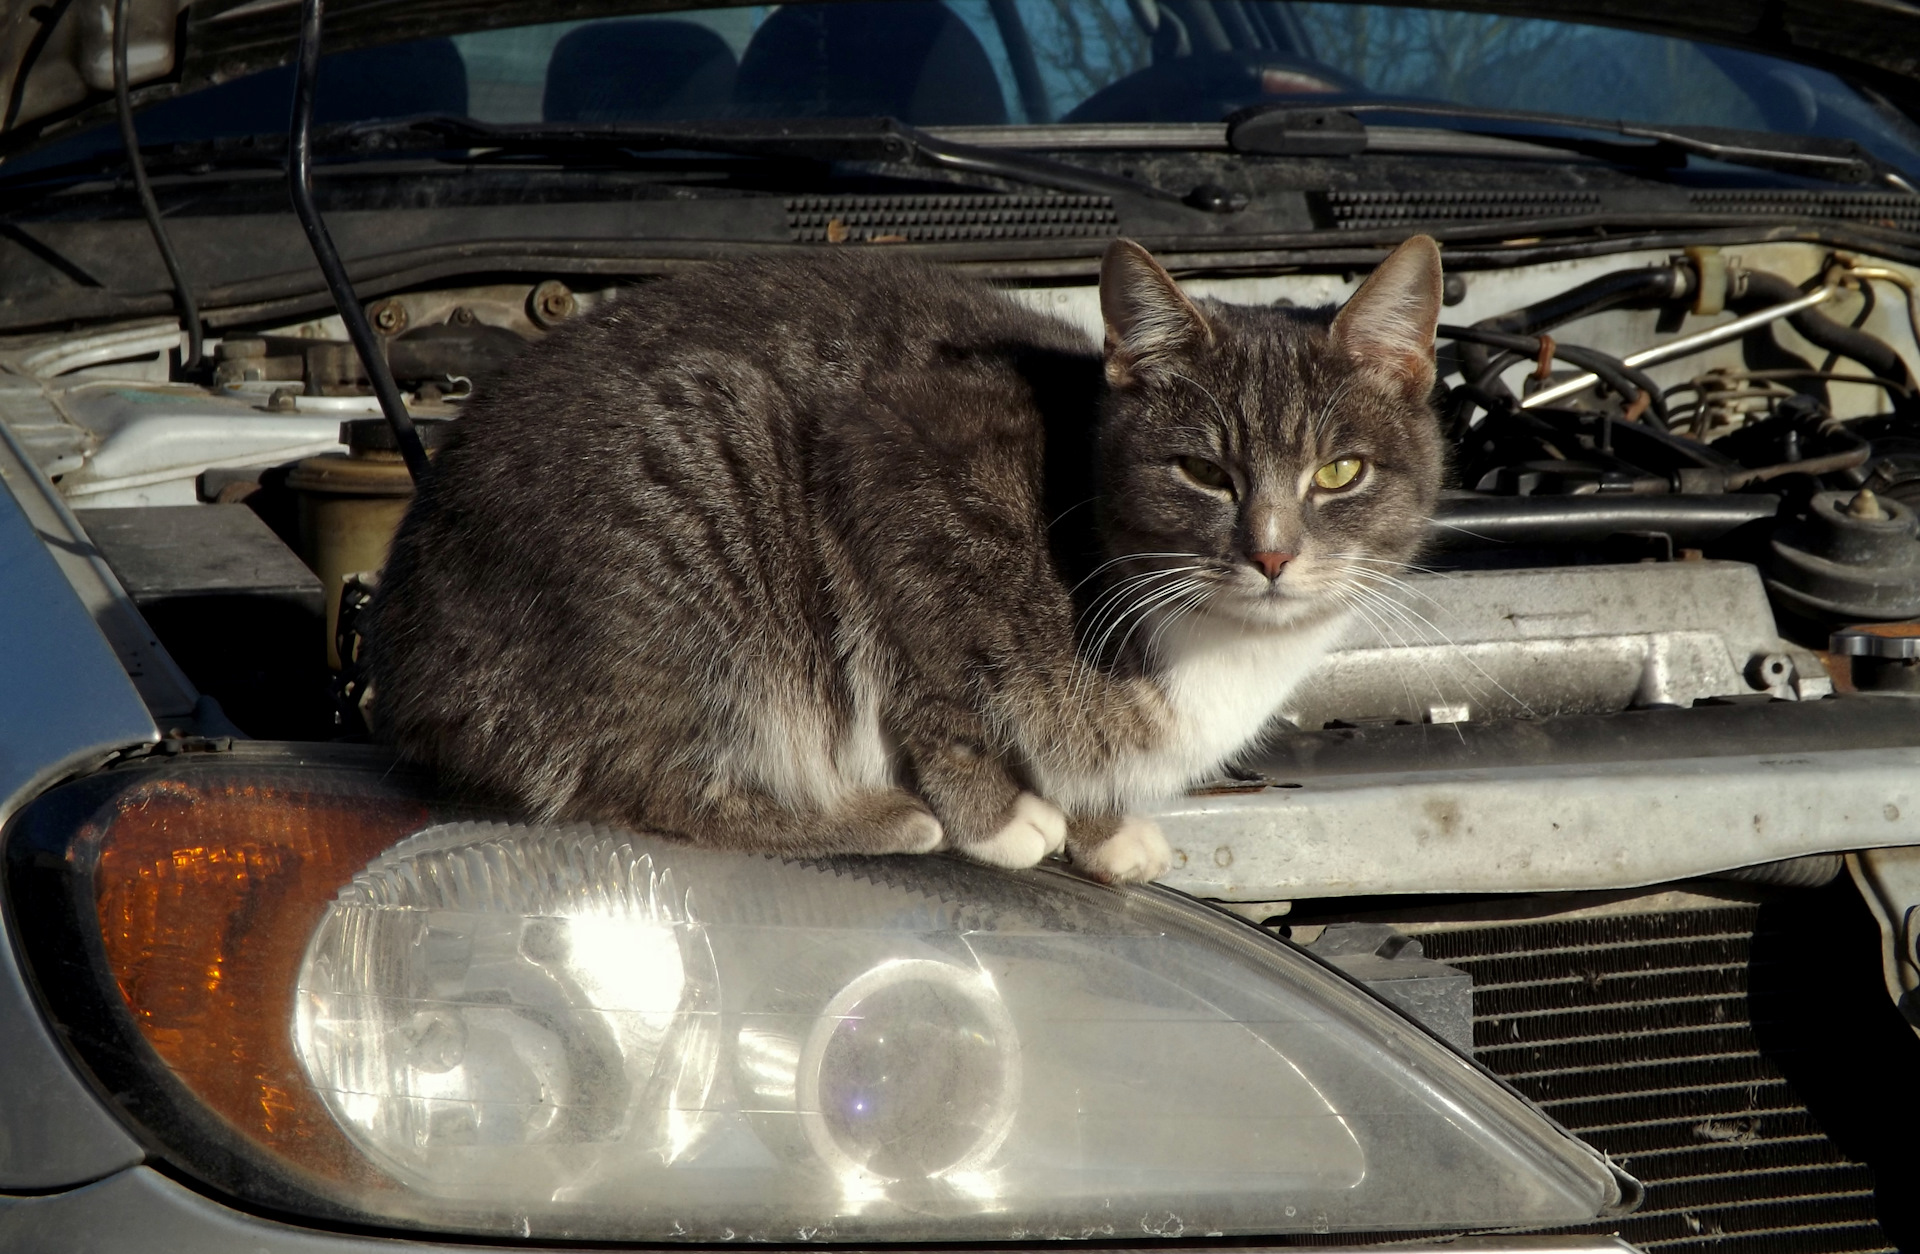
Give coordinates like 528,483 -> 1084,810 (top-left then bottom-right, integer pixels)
5,748 -> 1634,1242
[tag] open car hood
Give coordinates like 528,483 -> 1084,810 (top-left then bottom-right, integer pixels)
4,0 -> 1920,153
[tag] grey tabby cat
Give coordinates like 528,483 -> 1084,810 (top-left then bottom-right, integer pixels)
368,235 -> 1444,882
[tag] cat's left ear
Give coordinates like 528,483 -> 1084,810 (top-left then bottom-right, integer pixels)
1330,235 -> 1444,392
1101,239 -> 1211,387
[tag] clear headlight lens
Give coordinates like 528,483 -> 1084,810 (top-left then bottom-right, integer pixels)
6,755 -> 1633,1243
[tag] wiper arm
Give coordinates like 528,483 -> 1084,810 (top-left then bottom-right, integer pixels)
1228,102 -> 1884,184
349,115 -> 1192,205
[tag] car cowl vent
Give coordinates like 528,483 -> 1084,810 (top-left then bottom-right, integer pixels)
1324,189 -> 1601,228
787,194 -> 1116,243
1688,189 -> 1920,229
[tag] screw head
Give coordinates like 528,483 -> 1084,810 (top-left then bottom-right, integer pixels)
369,299 -> 408,334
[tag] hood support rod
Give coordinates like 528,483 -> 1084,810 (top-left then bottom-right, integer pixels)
285,0 -> 430,484
114,0 -> 201,370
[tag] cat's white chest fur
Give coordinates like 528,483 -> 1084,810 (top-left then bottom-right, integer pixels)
1144,609 -> 1350,791
1042,608 -> 1351,812
1110,608 -> 1349,806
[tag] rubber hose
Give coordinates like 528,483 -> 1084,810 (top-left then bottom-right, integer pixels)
1429,493 -> 1780,549
1442,325 -> 1670,424
1460,264 -> 1690,403
1738,270 -> 1916,404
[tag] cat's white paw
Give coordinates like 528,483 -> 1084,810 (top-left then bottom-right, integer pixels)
891,809 -> 945,854
1078,816 -> 1172,884
960,793 -> 1068,868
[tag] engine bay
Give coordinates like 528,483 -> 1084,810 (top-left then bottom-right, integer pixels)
0,231 -> 1913,800
5,239 -> 1917,749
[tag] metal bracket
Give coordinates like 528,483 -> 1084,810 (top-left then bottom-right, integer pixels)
1847,846 -> 1920,1036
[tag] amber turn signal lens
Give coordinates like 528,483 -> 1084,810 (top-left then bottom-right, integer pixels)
5,751 -> 442,1198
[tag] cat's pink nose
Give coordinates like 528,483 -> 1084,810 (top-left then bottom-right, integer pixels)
1248,551 -> 1293,580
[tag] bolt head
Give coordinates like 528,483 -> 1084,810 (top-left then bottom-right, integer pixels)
529,280 -> 577,327
1846,488 -> 1889,520
369,299 -> 408,334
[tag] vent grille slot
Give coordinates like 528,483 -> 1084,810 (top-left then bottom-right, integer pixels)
786,194 -> 1116,243
1687,190 -> 1920,230
1421,909 -> 1896,1253
1324,189 -> 1600,228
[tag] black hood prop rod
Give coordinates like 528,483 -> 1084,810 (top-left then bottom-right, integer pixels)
114,0 -> 202,370
286,0 -> 430,485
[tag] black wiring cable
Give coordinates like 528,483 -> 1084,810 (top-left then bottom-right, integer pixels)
112,0 -> 201,369
1452,338 -> 1663,412
1438,324 -> 1670,425
286,0 -> 430,484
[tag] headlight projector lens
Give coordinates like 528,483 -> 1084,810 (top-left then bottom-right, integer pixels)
801,958 -> 1019,1182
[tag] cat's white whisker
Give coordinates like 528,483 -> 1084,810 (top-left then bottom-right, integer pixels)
1069,570 -> 1184,705
1111,578 -> 1207,663
1322,551 -> 1450,581
1070,552 -> 1203,595
1076,566 -> 1207,664
1086,578 -> 1202,677
1333,572 -> 1534,718
1311,373 -> 1363,446
1169,372 -> 1235,436
1080,571 -> 1206,683
1329,587 -> 1473,742
1143,585 -> 1215,662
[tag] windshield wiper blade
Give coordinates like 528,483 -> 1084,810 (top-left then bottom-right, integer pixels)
352,115 -> 1192,205
1228,102 -> 1883,184
0,114 -> 1194,206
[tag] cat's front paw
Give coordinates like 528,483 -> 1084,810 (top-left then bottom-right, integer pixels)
959,793 -> 1068,869
889,808 -> 946,854
1076,816 -> 1172,884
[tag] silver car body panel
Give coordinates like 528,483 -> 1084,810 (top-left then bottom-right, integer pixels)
0,421 -> 153,1188
0,402 -> 197,720
1156,746 -> 1920,901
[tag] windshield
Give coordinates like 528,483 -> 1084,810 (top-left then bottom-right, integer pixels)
16,0 -> 1920,174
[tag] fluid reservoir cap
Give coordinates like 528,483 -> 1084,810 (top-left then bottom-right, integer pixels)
1831,621 -> 1920,659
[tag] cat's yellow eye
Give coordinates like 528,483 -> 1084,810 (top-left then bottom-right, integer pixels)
1313,457 -> 1365,491
1177,456 -> 1234,493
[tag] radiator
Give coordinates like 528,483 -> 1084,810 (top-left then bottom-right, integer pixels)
1420,908 -> 1896,1253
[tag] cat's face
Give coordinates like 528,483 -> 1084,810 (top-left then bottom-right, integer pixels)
1095,237 -> 1445,633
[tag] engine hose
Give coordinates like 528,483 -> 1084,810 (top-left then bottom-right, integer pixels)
1458,264 -> 1691,404
1429,493 -> 1780,549
1737,270 -> 1917,411
1441,325 -> 1670,424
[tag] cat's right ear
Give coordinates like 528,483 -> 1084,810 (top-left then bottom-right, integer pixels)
1101,239 -> 1210,387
